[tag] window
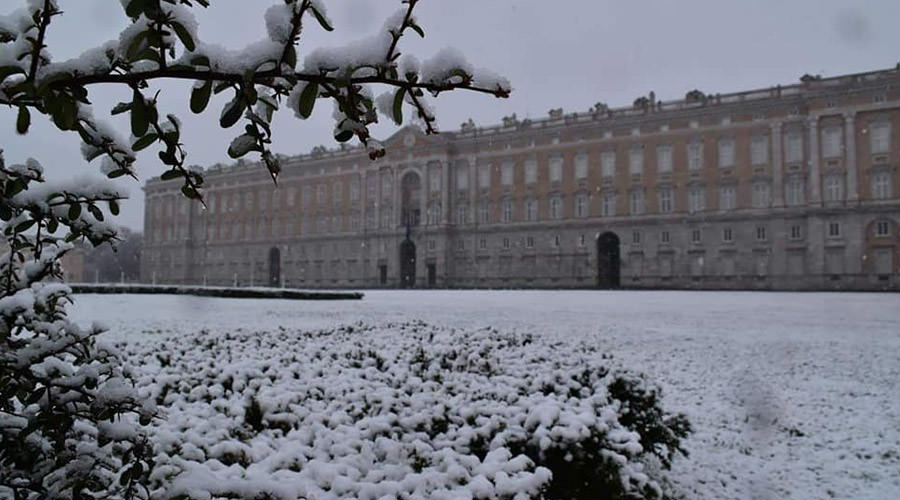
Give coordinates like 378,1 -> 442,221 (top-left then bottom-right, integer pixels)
718,138 -> 735,168
822,126 -> 843,158
428,239 -> 436,250
630,190 -> 644,215
457,239 -> 465,250
349,179 -> 360,202
828,221 -> 841,238
502,198 -> 513,222
525,158 -> 537,184
601,151 -> 616,178
350,213 -> 360,232
629,146 -> 644,175
478,201 -> 491,223
525,236 -> 534,248
478,164 -> 491,189
574,194 -> 588,218
365,177 -> 375,199
790,224 -> 803,240
332,181 -> 342,205
428,171 -> 441,192
688,141 -> 703,170
756,225 -> 767,241
657,145 -> 673,173
553,235 -> 560,247
632,231 -> 642,244
870,121 -> 891,153
427,202 -> 441,225
719,185 -> 736,211
502,237 -> 510,249
525,199 -> 537,221
549,155 -> 563,182
786,177 -> 806,206
723,227 -> 733,242
575,153 -> 589,179
501,161 -> 514,186
752,182 -> 771,208
456,167 -> 469,190
658,188 -> 673,213
660,230 -> 670,244
824,175 -> 843,203
381,206 -> 393,228
872,171 -> 892,199
549,196 -> 562,219
381,173 -> 392,197
785,132 -> 803,163
602,192 -> 616,217
688,186 -> 706,213
876,220 -> 891,237
751,135 -> 769,165
457,204 -> 468,225
691,229 -> 702,243
479,238 -> 487,250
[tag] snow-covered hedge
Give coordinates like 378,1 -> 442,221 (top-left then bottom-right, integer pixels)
122,321 -> 690,499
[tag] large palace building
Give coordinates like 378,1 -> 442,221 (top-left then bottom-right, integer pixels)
142,67 -> 900,290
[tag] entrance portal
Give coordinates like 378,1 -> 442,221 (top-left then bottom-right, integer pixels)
399,239 -> 416,288
597,232 -> 621,289
268,247 -> 281,287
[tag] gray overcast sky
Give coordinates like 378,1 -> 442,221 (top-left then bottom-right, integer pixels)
2,0 -> 899,230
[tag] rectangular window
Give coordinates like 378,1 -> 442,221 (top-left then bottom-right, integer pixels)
478,164 -> 491,189
456,167 -> 469,190
657,145 -> 673,173
502,237 -> 510,249
502,199 -> 512,222
575,153 -> 589,179
688,186 -> 706,213
478,201 -> 491,223
526,236 -> 534,248
457,204 -> 468,225
479,238 -> 487,249
824,175 -> 843,203
752,182 -> 771,208
785,132 -> 803,163
602,192 -> 616,217
828,221 -> 841,238
751,135 -> 769,165
756,225 -> 767,241
719,185 -> 736,211
381,173 -> 392,197
332,181 -> 342,205
550,196 -> 562,219
688,141 -> 703,170
632,231 -> 641,244
365,177 -> 375,199
601,151 -> 616,178
691,229 -> 702,243
549,155 -> 563,182
876,220 -> 891,237
872,171 -> 892,199
786,177 -> 806,206
575,194 -> 588,218
790,224 -> 803,240
658,188 -> 673,213
723,227 -> 733,242
871,121 -> 891,154
525,199 -> 537,221
501,161 -> 514,186
718,138 -> 735,168
525,158 -> 538,184
629,146 -> 644,175
630,190 -> 644,215
349,178 -> 360,202
660,230 -> 670,244
553,235 -> 560,247
822,126 -> 843,158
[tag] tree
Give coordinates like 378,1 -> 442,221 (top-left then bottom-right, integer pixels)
0,1 -> 509,498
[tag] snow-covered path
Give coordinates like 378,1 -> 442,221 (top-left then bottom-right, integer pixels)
71,290 -> 900,500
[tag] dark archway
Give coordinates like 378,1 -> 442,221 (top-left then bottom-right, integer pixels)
597,232 -> 621,289
268,247 -> 281,287
399,239 -> 416,288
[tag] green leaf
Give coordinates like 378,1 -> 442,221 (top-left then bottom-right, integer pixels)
181,184 -> 201,200
409,23 -> 425,38
160,169 -> 181,181
14,219 -> 35,232
190,54 -> 211,67
297,82 -> 318,119
68,203 -> 81,220
108,200 -> 120,216
0,204 -> 10,222
190,80 -> 212,114
283,45 -> 297,69
392,88 -> 405,126
310,7 -> 334,31
47,217 -> 59,233
0,65 -> 25,84
227,134 -> 257,158
111,102 -> 132,115
124,0 -> 148,18
107,169 -> 128,179
125,31 -> 148,61
131,90 -> 149,137
132,133 -> 158,151
88,204 -> 104,222
16,106 -> 30,134
219,96 -> 244,128
170,22 -> 195,51
334,129 -> 353,143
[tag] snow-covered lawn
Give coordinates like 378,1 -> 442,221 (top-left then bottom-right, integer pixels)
70,290 -> 900,500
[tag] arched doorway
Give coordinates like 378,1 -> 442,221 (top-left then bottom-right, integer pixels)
268,247 -> 281,287
597,232 -> 621,289
399,239 -> 416,288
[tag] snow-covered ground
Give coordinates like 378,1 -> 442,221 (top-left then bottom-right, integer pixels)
70,290 -> 900,500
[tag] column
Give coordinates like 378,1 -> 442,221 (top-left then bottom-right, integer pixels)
770,122 -> 784,207
844,112 -> 859,203
808,117 -> 821,204
441,159 -> 450,225
392,167 -> 400,228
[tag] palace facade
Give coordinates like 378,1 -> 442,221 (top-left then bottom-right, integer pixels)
142,67 -> 900,290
